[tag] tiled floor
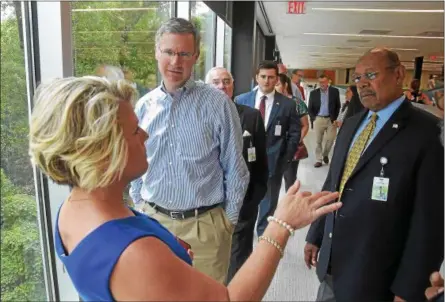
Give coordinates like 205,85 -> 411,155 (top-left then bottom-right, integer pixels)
262,127 -> 332,301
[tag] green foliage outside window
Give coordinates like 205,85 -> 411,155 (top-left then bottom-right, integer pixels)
1,2 -> 214,300
72,1 -> 172,89
1,4 -> 46,300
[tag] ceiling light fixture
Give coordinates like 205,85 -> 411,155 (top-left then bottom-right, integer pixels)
312,8 -> 444,13
299,45 -> 420,51
303,33 -> 444,40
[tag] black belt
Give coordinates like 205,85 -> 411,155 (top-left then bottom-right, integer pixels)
318,115 -> 330,118
146,202 -> 221,220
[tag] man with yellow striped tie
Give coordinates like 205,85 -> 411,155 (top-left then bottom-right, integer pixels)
304,48 -> 444,302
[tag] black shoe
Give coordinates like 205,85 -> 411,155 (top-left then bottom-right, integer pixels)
314,162 -> 322,168
323,156 -> 329,164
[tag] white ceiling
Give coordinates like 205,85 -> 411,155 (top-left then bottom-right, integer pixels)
257,1 -> 444,71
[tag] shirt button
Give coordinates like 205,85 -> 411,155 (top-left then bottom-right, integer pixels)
329,232 -> 332,239
170,143 -> 173,147
169,200 -> 172,203
169,162 -> 172,165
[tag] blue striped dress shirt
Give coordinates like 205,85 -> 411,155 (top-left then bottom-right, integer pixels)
129,79 -> 250,224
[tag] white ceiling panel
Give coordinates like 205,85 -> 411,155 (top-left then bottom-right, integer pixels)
258,1 -> 444,71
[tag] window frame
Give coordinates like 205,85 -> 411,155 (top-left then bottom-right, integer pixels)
189,2 -> 218,80
176,1 -> 190,20
215,16 -> 225,67
34,2 -> 79,301
223,22 -> 232,72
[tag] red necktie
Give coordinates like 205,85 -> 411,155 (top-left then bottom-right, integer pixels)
259,95 -> 267,120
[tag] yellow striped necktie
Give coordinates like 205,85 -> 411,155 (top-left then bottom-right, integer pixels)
339,113 -> 378,198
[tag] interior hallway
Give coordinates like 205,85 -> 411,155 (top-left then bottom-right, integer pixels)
263,127 -> 332,301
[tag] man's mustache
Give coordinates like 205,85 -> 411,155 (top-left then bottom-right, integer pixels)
360,90 -> 376,98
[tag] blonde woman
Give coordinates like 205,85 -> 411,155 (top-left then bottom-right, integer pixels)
29,76 -> 341,301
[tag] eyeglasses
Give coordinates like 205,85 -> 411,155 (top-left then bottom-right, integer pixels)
212,79 -> 232,86
159,48 -> 195,60
352,72 -> 379,83
352,65 -> 399,84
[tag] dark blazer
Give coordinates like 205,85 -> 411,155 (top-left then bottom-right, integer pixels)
235,90 -> 300,177
308,86 -> 341,122
235,104 -> 268,219
306,99 -> 444,301
344,96 -> 365,120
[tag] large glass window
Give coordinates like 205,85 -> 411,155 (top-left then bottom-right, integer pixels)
71,2 -> 173,91
1,3 -> 48,301
223,22 -> 232,72
190,2 -> 216,81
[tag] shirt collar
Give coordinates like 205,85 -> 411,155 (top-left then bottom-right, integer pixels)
160,78 -> 196,97
257,89 -> 275,100
367,94 -> 405,122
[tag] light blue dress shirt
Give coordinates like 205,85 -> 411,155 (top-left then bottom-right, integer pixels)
129,79 -> 249,224
349,95 -> 405,153
318,89 -> 330,116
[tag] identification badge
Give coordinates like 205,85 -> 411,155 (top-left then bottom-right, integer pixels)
275,125 -> 282,136
371,177 -> 390,201
247,147 -> 256,162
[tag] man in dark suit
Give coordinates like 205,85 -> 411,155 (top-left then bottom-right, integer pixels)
205,67 -> 269,282
308,75 -> 341,167
304,48 -> 444,301
235,60 -> 300,237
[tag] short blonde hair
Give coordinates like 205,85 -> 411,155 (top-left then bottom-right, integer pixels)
29,76 -> 137,191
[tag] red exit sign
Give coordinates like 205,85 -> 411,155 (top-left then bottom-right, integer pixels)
288,1 -> 306,14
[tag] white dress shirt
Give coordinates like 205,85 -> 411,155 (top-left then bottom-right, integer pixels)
255,89 -> 275,126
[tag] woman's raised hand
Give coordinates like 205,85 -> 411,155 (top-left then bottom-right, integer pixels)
273,180 -> 342,230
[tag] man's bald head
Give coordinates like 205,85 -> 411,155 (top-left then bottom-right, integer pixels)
358,48 -> 401,68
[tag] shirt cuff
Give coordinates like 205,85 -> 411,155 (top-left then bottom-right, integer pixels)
225,210 -> 238,226
132,197 -> 144,205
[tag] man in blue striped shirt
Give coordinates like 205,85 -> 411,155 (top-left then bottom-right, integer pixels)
129,17 -> 249,284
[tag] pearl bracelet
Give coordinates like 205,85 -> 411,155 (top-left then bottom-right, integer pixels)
267,216 -> 295,236
258,235 -> 284,258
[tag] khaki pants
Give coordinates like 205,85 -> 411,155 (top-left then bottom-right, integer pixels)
314,117 -> 337,162
141,203 -> 234,284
